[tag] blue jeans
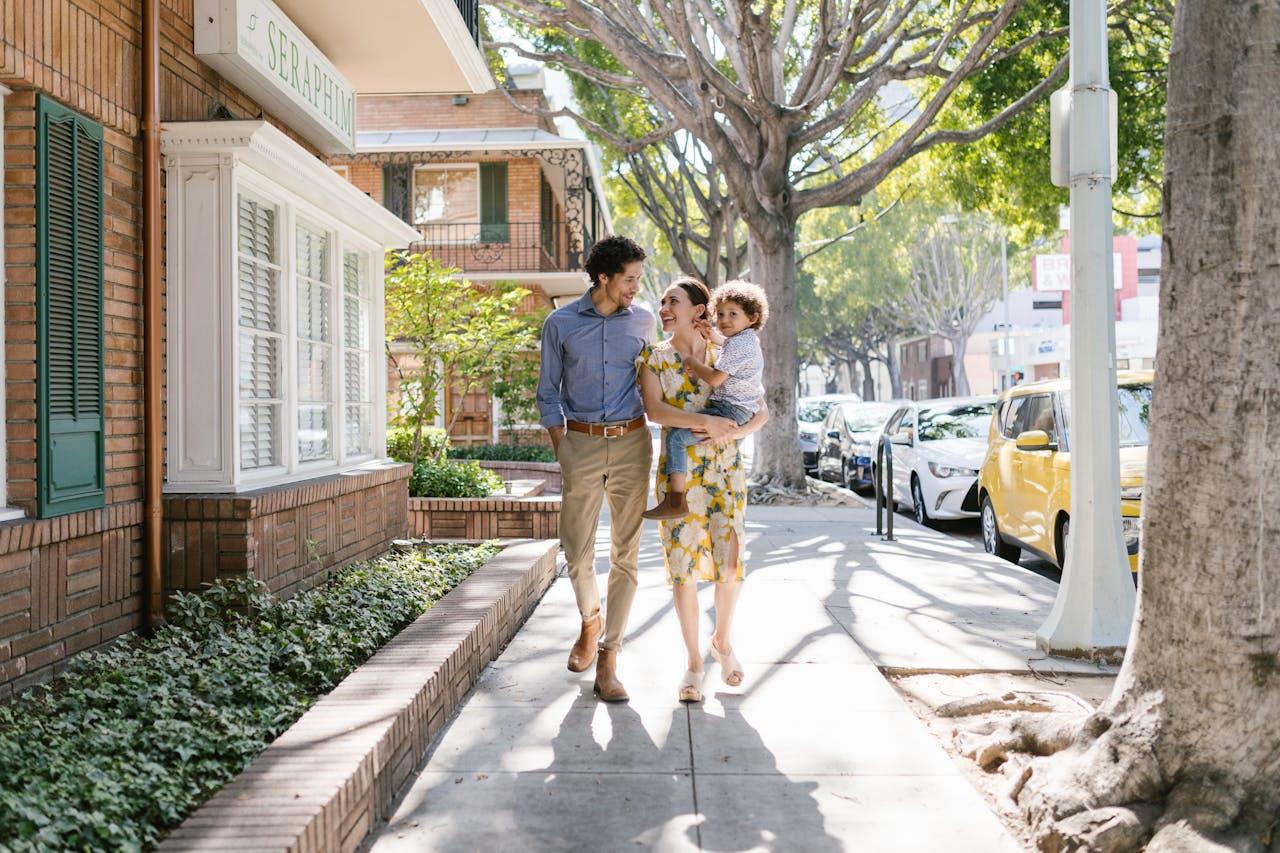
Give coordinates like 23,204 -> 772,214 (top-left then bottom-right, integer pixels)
663,399 -> 753,476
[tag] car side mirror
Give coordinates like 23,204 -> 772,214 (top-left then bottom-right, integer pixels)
826,430 -> 841,440
890,431 -> 912,447
1015,429 -> 1057,452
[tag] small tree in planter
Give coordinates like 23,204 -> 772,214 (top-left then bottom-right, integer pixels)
384,252 -> 538,465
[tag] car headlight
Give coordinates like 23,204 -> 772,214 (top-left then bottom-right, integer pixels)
1122,516 -> 1143,548
798,429 -> 817,442
927,462 -> 978,478
1121,486 -> 1143,501
851,442 -> 872,456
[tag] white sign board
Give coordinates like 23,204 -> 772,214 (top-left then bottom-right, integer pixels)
1034,253 -> 1123,292
195,0 -> 356,154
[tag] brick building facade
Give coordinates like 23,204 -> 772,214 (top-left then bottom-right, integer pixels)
330,69 -> 612,445
0,0 -> 490,695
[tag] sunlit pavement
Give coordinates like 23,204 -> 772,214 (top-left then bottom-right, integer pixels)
362,499 -> 1116,851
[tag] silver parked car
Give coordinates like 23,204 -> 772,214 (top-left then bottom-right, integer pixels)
796,393 -> 861,474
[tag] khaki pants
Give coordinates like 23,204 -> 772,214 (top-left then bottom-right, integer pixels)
557,426 -> 652,651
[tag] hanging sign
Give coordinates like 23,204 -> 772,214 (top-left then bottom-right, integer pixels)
195,0 -> 357,154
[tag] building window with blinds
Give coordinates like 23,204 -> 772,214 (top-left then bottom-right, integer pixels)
343,252 -> 373,456
237,195 -> 283,471
296,221 -> 334,463
234,193 -> 375,480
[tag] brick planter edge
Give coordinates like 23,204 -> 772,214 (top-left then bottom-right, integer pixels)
157,538 -> 560,853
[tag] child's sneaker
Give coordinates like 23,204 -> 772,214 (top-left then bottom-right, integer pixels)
642,491 -> 688,520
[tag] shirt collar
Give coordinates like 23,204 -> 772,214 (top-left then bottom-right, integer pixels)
575,289 -> 632,318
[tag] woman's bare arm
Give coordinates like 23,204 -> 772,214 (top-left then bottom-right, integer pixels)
640,368 -> 736,437
707,398 -> 770,446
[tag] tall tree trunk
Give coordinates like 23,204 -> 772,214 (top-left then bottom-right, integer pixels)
966,4 -> 1280,849
949,334 -> 971,396
747,222 -> 806,489
859,355 -> 876,401
885,338 -> 903,399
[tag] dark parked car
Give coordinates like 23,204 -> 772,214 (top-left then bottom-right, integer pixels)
796,393 -> 861,474
816,400 -> 906,491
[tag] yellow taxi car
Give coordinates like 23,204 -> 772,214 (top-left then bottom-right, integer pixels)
977,371 -> 1153,573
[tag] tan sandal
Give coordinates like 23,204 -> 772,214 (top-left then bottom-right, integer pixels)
710,641 -> 744,687
679,668 -> 704,703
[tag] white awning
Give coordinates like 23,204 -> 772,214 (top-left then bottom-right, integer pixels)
273,0 -> 493,95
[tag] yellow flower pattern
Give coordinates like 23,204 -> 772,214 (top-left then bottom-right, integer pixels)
641,340 -> 746,585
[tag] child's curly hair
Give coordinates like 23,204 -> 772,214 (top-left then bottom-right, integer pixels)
711,280 -> 769,331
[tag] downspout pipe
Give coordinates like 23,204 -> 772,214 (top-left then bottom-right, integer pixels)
142,0 -> 164,630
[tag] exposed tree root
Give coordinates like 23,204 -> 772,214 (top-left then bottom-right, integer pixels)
955,691 -> 1280,852
936,690 -> 1060,717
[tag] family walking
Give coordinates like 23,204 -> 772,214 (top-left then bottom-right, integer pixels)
536,235 -> 770,704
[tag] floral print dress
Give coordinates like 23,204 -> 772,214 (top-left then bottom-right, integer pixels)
641,340 -> 747,585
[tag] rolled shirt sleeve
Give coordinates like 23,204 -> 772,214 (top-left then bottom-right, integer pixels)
536,317 -> 566,429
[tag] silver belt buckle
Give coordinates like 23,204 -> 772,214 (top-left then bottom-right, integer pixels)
602,424 -> 624,438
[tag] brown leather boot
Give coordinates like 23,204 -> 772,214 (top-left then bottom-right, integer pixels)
593,648 -> 629,702
567,613 -> 602,672
641,491 -> 689,520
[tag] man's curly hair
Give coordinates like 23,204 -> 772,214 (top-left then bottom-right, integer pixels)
711,280 -> 769,331
584,235 -> 647,287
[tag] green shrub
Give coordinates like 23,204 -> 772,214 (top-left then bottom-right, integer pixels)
409,459 -> 504,498
0,543 -> 499,851
386,425 -> 449,464
448,443 -> 555,463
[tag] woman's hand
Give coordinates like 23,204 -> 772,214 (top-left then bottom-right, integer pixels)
694,414 -> 737,441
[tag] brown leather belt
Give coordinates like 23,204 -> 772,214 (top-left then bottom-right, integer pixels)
565,416 -> 647,438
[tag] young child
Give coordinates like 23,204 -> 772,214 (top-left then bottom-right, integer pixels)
643,280 -> 768,520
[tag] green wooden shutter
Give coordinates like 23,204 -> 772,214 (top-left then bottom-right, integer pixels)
36,96 -> 105,517
479,162 -> 508,242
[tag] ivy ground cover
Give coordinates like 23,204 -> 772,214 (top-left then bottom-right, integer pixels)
0,543 -> 499,851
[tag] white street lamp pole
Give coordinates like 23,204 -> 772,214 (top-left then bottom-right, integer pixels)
1000,229 -> 1011,390
1036,0 -> 1135,661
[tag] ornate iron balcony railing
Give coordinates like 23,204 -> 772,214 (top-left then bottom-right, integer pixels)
411,220 -> 589,273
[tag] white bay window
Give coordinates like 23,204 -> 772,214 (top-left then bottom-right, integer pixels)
164,121 -> 417,492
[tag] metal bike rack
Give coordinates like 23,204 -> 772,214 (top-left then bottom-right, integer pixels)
874,434 -> 895,542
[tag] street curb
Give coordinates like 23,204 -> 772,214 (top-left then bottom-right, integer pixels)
157,538 -> 560,853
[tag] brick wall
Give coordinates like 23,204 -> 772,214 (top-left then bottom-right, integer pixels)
0,1 -> 336,695
407,496 -> 559,540
356,89 -> 556,133
165,465 -> 411,602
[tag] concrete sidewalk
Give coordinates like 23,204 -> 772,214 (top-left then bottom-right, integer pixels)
366,506 -> 1100,851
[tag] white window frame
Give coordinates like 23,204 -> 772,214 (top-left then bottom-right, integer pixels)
0,84 -> 22,520
163,120 -> 413,495
411,163 -> 480,236
234,167 -> 380,488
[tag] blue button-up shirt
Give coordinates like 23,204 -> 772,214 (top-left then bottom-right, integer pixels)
537,291 -> 655,428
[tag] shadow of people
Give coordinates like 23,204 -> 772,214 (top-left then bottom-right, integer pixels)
535,686 -> 701,851
686,695 -> 843,853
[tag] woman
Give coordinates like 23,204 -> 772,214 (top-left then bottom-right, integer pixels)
638,277 -> 769,702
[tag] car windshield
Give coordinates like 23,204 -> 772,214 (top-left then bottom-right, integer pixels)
1061,384 -> 1152,447
797,399 -> 842,423
917,402 -> 995,441
841,403 -> 898,433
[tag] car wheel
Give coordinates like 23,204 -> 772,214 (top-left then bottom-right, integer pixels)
1056,516 -> 1070,569
911,477 -> 931,527
843,460 -> 859,492
981,497 -> 1021,563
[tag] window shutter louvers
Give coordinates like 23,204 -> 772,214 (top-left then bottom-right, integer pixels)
37,96 -> 105,517
479,162 -> 508,242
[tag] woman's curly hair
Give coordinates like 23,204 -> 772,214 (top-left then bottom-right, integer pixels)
711,280 -> 769,331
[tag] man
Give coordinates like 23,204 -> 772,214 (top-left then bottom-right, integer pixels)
536,235 -> 654,702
